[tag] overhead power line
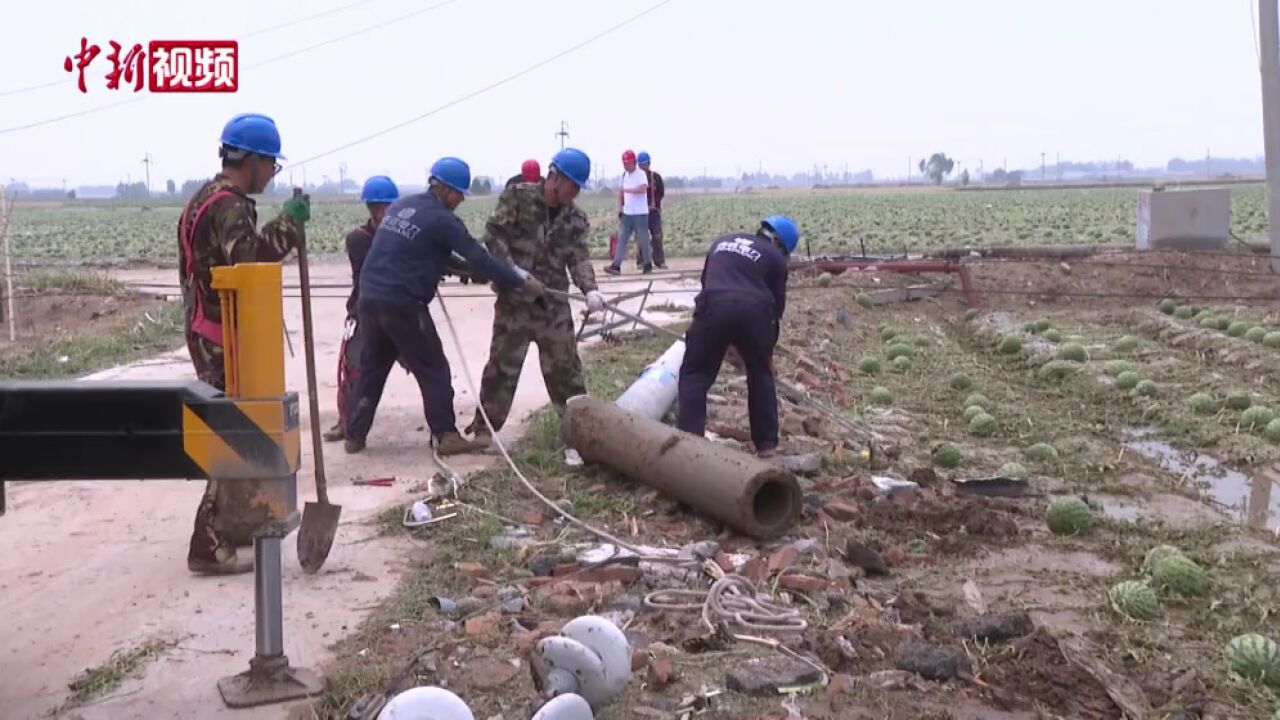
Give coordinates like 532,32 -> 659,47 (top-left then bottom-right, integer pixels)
0,0 -> 389,99
0,0 -> 456,135
284,0 -> 677,170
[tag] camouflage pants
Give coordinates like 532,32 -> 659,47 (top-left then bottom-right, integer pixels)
186,333 -> 231,565
470,298 -> 586,433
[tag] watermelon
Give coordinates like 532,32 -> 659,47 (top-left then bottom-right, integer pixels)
1046,496 -> 1094,535
998,462 -> 1028,479
1199,316 -> 1220,329
892,356 -> 913,372
1109,580 -> 1160,621
1226,392 -> 1253,411
870,386 -> 893,406
1106,359 -> 1136,376
1158,298 -> 1177,314
880,327 -> 899,343
1036,360 -> 1076,381
1265,331 -> 1280,348
964,393 -> 991,410
1227,321 -> 1251,338
858,356 -> 881,375
1213,316 -> 1232,331
1025,443 -> 1059,462
932,443 -> 963,469
949,373 -> 973,391
1043,328 -> 1063,343
963,405 -> 986,422
1135,379 -> 1159,397
1173,306 -> 1196,319
968,412 -> 997,436
1114,335 -> 1140,353
1226,633 -> 1280,687
1266,419 -> 1280,443
1116,371 -> 1141,391
1032,318 -> 1052,333
1141,544 -> 1187,572
998,335 -> 1023,355
1242,406 -> 1277,431
817,273 -> 833,287
1188,392 -> 1219,415
886,343 -> 914,361
1151,554 -> 1209,597
912,334 -> 934,347
1058,342 -> 1087,362
855,292 -> 874,309
1246,326 -> 1268,343
963,308 -> 981,322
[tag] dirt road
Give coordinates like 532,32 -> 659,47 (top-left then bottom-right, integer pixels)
0,258 -> 699,719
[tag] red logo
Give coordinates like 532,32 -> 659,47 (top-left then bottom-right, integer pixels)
62,38 -> 238,93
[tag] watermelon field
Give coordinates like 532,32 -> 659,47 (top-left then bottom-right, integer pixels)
4,183 -> 1273,266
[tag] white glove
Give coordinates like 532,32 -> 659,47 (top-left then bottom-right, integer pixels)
513,266 -> 531,281
586,290 -> 606,312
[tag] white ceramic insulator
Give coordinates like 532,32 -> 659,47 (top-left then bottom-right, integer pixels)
530,615 -> 632,710
376,686 -> 475,720
530,693 -> 594,720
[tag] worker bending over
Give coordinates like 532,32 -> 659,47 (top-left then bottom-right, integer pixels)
677,215 -> 798,458
344,157 -> 545,456
323,175 -> 400,443
464,148 -> 605,463
179,112 -> 309,574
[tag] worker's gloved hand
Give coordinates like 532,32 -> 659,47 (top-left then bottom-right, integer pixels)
585,290 -> 606,312
512,267 -> 545,298
283,195 -> 311,225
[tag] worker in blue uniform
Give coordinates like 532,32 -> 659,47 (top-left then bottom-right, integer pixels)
676,215 -> 798,458
345,156 -> 545,456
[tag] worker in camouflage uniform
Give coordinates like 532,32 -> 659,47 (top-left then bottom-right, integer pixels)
464,148 -> 605,463
178,113 -> 309,575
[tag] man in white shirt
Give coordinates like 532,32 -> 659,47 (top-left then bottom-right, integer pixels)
605,149 -> 652,275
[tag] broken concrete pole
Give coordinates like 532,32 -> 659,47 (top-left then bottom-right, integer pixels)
615,339 -> 685,421
563,395 -> 802,540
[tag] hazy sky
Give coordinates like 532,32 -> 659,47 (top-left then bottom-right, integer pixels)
0,0 -> 1269,188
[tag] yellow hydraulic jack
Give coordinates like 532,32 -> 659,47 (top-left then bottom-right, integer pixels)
0,262 -> 324,709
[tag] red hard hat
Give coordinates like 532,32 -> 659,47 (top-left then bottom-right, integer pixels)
521,159 -> 540,182
622,149 -> 636,163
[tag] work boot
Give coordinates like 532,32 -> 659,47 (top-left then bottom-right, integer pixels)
188,496 -> 254,576
344,438 -> 366,454
756,444 -> 778,459
642,263 -> 653,275
464,420 -> 493,448
434,431 -> 485,456
603,265 -> 621,276
322,421 -> 345,442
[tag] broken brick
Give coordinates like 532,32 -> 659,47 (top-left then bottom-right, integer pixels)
647,658 -> 676,690
801,415 -> 826,438
552,562 -> 583,577
824,502 -> 860,521
741,557 -> 768,585
713,552 -> 735,573
884,547 -> 906,567
632,650 -> 650,671
796,370 -> 822,388
519,509 -> 546,526
767,546 -> 798,575
472,585 -> 497,599
525,576 -> 556,589
454,562 -> 490,580
577,565 -> 641,585
778,573 -> 829,593
545,594 -> 588,615
708,422 -> 752,442
464,611 -> 501,637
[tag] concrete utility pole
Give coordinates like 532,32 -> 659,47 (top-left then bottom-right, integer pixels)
1040,152 -> 1046,182
1262,0 -> 1280,272
141,153 -> 152,195
556,121 -> 570,150
339,163 -> 348,195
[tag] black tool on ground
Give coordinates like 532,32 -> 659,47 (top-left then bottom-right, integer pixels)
295,194 -> 342,574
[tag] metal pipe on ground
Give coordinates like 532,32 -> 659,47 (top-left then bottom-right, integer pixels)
562,395 -> 801,540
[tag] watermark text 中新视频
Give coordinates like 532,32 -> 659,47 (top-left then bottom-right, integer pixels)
63,38 -> 238,93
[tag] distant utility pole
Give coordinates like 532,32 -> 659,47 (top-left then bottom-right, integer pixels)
1259,0 -> 1280,273
907,157 -> 912,185
978,160 -> 984,182
141,152 -> 152,195
1040,152 -> 1046,183
339,162 -> 348,195
1056,151 -> 1061,182
556,121 -> 570,150
1205,148 -> 1211,178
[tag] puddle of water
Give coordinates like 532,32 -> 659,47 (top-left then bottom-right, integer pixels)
1094,493 -> 1228,526
1124,427 -> 1280,530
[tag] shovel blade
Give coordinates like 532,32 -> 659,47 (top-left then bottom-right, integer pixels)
297,500 -> 341,574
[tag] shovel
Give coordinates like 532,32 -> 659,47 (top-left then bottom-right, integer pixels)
293,190 -> 341,574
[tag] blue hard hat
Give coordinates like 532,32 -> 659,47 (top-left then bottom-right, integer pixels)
762,215 -> 800,254
549,147 -> 591,188
430,156 -> 471,195
637,151 -> 651,164
219,113 -> 285,159
361,175 -> 399,204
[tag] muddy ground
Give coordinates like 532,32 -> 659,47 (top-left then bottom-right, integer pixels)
306,248 -> 1280,720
